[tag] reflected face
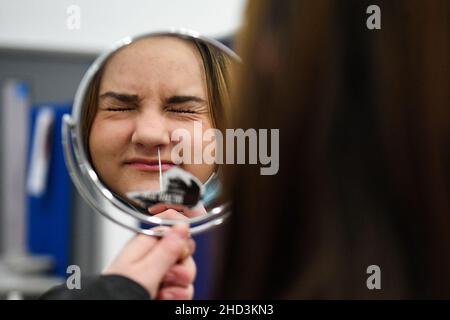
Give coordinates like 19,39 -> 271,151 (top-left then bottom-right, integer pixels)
89,37 -> 215,198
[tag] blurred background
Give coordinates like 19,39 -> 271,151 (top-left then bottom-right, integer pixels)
0,0 -> 245,299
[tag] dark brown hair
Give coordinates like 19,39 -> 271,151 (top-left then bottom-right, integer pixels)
215,0 -> 450,299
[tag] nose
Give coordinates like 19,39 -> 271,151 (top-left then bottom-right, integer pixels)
131,107 -> 170,151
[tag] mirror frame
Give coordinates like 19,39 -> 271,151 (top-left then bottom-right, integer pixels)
62,28 -> 239,236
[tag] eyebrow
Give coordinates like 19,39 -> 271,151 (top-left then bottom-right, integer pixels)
99,92 -> 206,105
166,95 -> 206,104
99,91 -> 141,103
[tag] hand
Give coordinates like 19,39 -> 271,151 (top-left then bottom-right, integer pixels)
156,255 -> 197,300
102,224 -> 195,299
149,203 -> 207,219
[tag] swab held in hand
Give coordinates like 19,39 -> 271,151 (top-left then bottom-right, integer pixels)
158,147 -> 163,192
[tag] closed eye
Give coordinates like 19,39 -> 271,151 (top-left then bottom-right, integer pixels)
106,107 -> 134,112
166,108 -> 197,114
164,95 -> 206,115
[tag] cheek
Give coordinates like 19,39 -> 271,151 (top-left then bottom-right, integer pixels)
89,117 -> 132,162
198,120 -> 215,152
174,119 -> 216,182
169,118 -> 214,146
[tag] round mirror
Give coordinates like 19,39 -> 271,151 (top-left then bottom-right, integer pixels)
62,29 -> 240,236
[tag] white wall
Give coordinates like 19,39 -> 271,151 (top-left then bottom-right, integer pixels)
0,0 -> 246,54
96,216 -> 136,273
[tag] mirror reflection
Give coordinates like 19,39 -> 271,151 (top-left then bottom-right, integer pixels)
79,34 -> 235,222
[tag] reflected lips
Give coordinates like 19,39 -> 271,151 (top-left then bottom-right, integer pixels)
125,158 -> 176,172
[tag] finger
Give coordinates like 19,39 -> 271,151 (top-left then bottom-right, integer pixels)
142,224 -> 191,282
148,226 -> 194,246
179,205 -> 207,218
178,238 -> 196,261
113,233 -> 159,263
156,284 -> 194,300
148,203 -> 179,215
161,255 -> 197,287
149,225 -> 171,234
149,204 -> 207,218
153,209 -> 189,221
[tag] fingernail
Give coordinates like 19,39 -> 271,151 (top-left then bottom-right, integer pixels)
181,245 -> 190,260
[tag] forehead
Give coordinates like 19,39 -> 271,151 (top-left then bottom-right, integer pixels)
100,36 -> 206,95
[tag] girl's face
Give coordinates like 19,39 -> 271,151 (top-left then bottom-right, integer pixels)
89,37 -> 215,198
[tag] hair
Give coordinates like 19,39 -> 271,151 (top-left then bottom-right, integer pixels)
214,0 -> 450,299
81,35 -> 233,160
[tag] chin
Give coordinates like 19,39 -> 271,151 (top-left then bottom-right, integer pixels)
126,181 -> 160,193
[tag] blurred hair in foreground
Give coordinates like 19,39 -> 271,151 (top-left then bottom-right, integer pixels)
214,0 -> 450,299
